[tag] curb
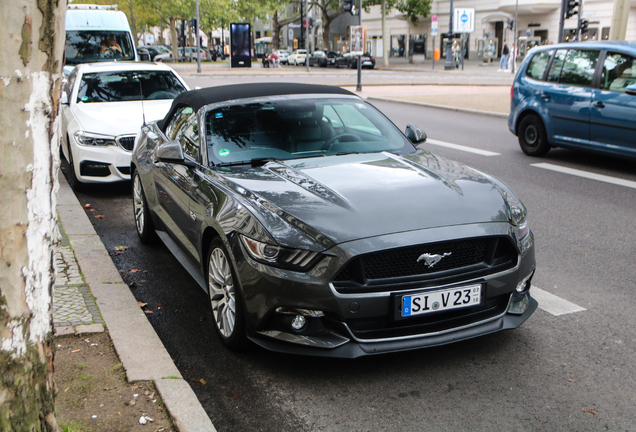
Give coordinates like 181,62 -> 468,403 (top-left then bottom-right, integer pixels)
366,96 -> 510,119
56,175 -> 216,432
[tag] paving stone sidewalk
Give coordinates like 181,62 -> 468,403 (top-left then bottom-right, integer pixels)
53,219 -> 104,336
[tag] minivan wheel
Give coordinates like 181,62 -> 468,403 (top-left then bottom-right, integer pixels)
518,115 -> 551,156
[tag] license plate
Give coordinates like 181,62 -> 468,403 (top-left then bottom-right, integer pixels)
401,284 -> 481,317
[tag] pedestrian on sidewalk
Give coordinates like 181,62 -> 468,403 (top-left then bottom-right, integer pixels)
499,40 -> 509,72
270,50 -> 280,68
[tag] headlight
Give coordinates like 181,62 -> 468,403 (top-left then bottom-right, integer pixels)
503,191 -> 530,241
74,131 -> 116,147
240,235 -> 323,272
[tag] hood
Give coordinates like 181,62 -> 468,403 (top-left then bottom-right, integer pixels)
222,151 -> 511,247
73,100 -> 173,136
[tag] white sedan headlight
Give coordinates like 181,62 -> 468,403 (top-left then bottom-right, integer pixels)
74,131 -> 116,147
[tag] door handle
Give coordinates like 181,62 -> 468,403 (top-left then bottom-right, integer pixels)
593,101 -> 605,108
540,92 -> 551,100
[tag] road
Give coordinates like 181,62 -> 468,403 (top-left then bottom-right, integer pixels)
64,76 -> 636,431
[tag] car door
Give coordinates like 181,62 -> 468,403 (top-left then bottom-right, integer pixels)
153,106 -> 200,260
541,48 -> 599,146
590,50 -> 636,156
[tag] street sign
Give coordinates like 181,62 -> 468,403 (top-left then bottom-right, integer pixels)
288,28 -> 293,42
432,21 -> 438,36
432,14 -> 438,22
453,8 -> 475,33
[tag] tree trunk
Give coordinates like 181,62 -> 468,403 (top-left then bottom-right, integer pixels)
382,0 -> 389,66
170,17 -> 179,59
0,0 -> 64,430
272,11 -> 281,50
127,0 -> 138,47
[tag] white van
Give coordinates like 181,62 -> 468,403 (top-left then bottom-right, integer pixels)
65,4 -> 138,66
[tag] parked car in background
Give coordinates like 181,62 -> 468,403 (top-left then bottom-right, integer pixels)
278,49 -> 290,64
308,50 -> 337,67
60,62 -> 189,189
131,82 -> 537,358
509,41 -> 636,160
138,45 -> 170,62
335,52 -> 376,69
179,47 -> 208,61
288,49 -> 307,66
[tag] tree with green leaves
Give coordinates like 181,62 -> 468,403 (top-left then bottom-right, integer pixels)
310,0 -> 345,51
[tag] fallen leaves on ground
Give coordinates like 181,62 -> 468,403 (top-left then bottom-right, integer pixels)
138,301 -> 148,307
114,246 -> 129,251
82,204 -> 91,209
581,408 -> 597,415
94,215 -> 105,219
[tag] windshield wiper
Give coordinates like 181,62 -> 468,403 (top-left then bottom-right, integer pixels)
217,157 -> 278,168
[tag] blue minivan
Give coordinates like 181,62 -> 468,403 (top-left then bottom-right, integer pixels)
509,41 -> 636,160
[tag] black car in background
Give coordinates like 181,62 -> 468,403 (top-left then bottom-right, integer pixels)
308,50 -> 338,67
131,83 -> 537,358
335,52 -> 376,69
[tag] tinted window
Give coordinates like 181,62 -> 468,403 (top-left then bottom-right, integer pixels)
178,116 -> 200,161
558,50 -> 599,86
65,31 -> 134,65
205,98 -> 412,166
601,52 -> 636,93
76,71 -> 186,103
526,50 -> 552,80
547,49 -> 567,82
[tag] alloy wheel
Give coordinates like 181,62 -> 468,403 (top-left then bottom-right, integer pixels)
133,174 -> 145,235
208,247 -> 236,338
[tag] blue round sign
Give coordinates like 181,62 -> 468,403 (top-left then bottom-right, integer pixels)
461,13 -> 469,23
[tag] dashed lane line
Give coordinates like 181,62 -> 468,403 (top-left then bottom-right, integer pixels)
532,163 -> 636,189
425,138 -> 501,156
532,286 -> 586,316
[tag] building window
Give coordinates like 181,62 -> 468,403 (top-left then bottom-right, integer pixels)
255,31 -> 261,39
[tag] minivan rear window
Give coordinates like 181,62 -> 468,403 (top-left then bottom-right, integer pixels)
526,50 -> 553,80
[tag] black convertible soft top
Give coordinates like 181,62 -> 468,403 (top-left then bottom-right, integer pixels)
158,82 -> 357,131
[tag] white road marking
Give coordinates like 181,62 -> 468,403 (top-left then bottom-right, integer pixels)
425,138 -> 500,156
531,286 -> 586,316
531,163 -> 636,189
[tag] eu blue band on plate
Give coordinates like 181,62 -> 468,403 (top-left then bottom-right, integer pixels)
402,296 -> 412,317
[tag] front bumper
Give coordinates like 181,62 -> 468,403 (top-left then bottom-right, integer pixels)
72,143 -> 132,183
228,222 -> 537,358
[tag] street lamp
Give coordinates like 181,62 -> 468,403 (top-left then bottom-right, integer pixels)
444,0 -> 454,70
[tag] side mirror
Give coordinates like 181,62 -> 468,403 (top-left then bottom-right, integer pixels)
405,124 -> 427,144
155,140 -> 196,167
138,48 -> 151,62
60,92 -> 69,105
626,84 -> 636,96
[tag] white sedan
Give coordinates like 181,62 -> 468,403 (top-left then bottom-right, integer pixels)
60,62 -> 189,189
287,49 -> 307,66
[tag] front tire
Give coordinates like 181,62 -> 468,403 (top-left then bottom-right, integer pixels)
132,171 -> 157,244
518,115 -> 551,156
66,142 -> 85,192
207,238 -> 246,349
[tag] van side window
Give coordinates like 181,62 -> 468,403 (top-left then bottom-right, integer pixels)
601,52 -> 636,93
547,49 -> 567,83
526,51 -> 553,80
558,50 -> 599,87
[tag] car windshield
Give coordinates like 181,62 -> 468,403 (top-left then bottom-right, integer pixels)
76,71 -> 186,103
65,31 -> 135,65
205,97 -> 414,166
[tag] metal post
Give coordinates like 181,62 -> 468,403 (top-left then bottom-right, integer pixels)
512,0 -> 518,74
444,0 -> 454,70
432,35 -> 435,69
577,0 -> 583,41
195,0 -> 201,73
300,1 -> 304,51
306,0 -> 310,71
356,0 -> 362,91
558,0 -> 566,43
461,34 -> 464,70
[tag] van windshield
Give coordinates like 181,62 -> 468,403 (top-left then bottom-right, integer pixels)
65,31 -> 135,65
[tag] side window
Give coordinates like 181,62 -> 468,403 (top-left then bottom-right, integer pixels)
547,49 -> 567,83
165,106 -> 194,141
178,115 -> 200,161
558,50 -> 599,87
601,52 -> 636,93
526,50 -> 553,80
332,104 -> 382,136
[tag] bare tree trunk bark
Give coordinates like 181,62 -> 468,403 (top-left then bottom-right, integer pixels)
127,0 -> 138,47
272,11 -> 281,50
170,17 -> 179,59
0,0 -> 64,430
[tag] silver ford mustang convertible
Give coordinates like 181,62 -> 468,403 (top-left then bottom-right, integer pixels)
131,83 -> 537,358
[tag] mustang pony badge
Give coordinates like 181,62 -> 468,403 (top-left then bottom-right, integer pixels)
417,252 -> 452,268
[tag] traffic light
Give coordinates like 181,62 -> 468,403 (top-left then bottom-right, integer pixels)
580,18 -> 589,33
189,18 -> 197,28
565,0 -> 579,19
343,0 -> 356,15
507,20 -> 514,30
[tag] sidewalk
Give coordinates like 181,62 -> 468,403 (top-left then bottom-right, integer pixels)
54,175 -> 216,432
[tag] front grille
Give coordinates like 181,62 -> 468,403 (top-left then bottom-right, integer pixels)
117,136 -> 136,151
333,236 -> 517,294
